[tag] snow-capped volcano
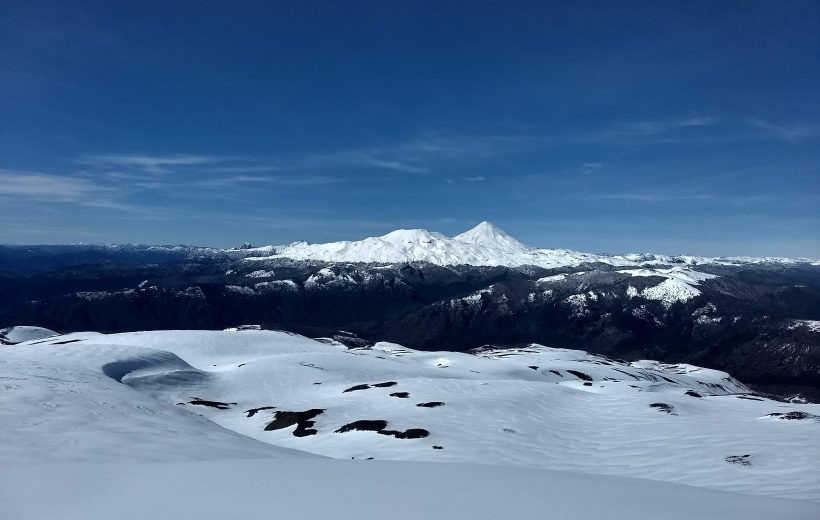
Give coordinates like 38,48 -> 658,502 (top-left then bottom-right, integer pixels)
453,220 -> 527,251
254,221 -> 628,267
243,221 -> 817,268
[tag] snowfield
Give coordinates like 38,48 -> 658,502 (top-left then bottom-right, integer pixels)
2,329 -> 819,519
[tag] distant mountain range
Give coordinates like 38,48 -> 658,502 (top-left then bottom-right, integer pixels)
1,222 -> 819,400
1,222 -> 816,274
242,221 -> 819,267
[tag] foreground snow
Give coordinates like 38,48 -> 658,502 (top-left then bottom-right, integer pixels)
3,459 -> 817,520
2,329 -> 819,518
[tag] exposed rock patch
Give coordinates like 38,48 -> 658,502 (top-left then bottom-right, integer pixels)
335,420 -> 429,439
737,395 -> 764,401
766,411 -> 818,421
650,403 -> 677,415
245,406 -> 276,418
188,398 -> 236,410
725,454 -> 752,466
567,370 -> 593,381
265,409 -> 325,437
343,381 -> 398,393
380,428 -> 429,439
343,384 -> 371,393
335,420 -> 388,433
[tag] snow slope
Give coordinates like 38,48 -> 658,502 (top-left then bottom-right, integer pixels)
3,459 -> 817,520
0,334 -> 313,463
243,221 -> 818,268
3,329 -> 818,512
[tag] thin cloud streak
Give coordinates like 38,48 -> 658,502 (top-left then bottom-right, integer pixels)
73,116 -> 778,185
0,169 -> 114,202
609,116 -> 719,137
0,168 -> 194,217
194,175 -> 341,188
745,119 -> 817,142
79,154 -> 239,174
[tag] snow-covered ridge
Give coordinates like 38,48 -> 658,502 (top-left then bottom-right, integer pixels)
4,328 -> 819,504
240,221 -> 818,268
618,267 -> 719,306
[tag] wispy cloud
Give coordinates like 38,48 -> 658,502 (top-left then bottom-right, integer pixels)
81,149 -> 434,176
297,131 -> 528,175
604,116 -> 719,138
194,175 -> 340,189
79,154 -> 235,174
578,162 -> 603,175
357,157 -> 430,174
73,154 -> 348,200
0,169 -> 114,202
398,131 -> 529,158
199,165 -> 287,174
444,175 -> 487,184
301,150 -> 431,174
745,119 -> 817,141
0,168 -> 189,216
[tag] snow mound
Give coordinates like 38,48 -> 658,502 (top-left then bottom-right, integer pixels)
0,326 -> 59,344
619,266 -> 717,285
642,278 -> 702,306
617,267 -> 717,306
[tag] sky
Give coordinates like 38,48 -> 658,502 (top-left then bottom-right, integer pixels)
1,1 -> 818,256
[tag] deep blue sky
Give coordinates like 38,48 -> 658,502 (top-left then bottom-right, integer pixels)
1,1 -> 818,256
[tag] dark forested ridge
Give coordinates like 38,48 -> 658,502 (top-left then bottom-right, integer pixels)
2,245 -> 819,399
